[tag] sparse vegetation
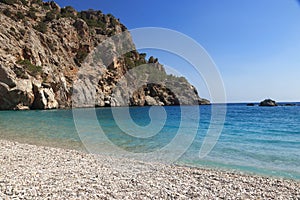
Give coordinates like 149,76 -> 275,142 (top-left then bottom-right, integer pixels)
139,53 -> 146,59
80,16 -> 105,28
42,4 -> 51,10
60,6 -> 77,19
106,29 -> 116,36
3,8 -> 12,17
110,18 -> 118,27
165,74 -> 188,84
132,63 -> 168,84
31,0 -> 43,5
17,59 -> 42,76
34,21 -> 47,33
148,56 -> 155,63
16,11 -> 25,19
135,59 -> 146,67
124,52 -> 136,69
19,28 -> 26,36
123,51 -> 185,84
75,49 -> 89,65
13,66 -> 28,79
148,67 -> 167,83
9,27 -> 16,33
148,56 -> 158,63
124,56 -> 135,69
28,7 -> 38,20
4,9 -> 27,21
44,10 -> 56,22
124,52 -> 147,69
106,13 -> 114,18
79,10 -> 106,29
20,0 -> 27,5
0,0 -> 17,5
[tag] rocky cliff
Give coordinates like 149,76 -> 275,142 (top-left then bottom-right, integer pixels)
0,0 -> 210,110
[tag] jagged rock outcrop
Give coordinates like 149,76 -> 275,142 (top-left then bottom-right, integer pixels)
259,99 -> 277,107
0,0 -> 210,110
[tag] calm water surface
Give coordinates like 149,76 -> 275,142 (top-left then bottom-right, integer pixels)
0,104 -> 299,180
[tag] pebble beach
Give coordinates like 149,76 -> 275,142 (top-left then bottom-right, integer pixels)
0,140 -> 299,199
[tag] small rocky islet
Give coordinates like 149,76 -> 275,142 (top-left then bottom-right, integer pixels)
246,99 -> 297,107
259,99 -> 278,107
0,0 -> 209,111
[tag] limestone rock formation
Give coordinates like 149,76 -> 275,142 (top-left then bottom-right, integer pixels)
0,0 -> 210,110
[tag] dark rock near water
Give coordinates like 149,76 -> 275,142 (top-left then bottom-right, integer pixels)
247,103 -> 255,106
259,99 -> 277,107
279,103 -> 296,107
283,103 -> 296,106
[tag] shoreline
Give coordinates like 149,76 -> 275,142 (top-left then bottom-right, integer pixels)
0,138 -> 300,182
0,139 -> 299,199
2,135 -> 299,181
175,161 -> 300,182
3,136 -> 299,181
0,102 -> 299,112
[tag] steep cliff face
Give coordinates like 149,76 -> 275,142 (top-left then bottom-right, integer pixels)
0,0 -> 209,110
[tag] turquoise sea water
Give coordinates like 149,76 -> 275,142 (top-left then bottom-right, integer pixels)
0,104 -> 299,180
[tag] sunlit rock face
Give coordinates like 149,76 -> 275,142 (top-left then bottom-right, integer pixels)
0,0 -> 209,110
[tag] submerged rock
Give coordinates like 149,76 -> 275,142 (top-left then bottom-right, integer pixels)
279,103 -> 296,107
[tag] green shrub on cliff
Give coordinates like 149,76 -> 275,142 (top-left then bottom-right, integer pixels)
16,11 -> 25,19
20,0 -> 26,5
124,57 -> 135,69
42,4 -> 51,10
60,6 -> 77,19
28,7 -> 38,20
34,22 -> 47,33
3,8 -> 12,17
0,0 -> 17,5
110,17 -> 118,27
79,12 -> 106,29
86,19 -> 106,29
75,49 -> 89,65
82,18 -> 106,29
44,10 -> 56,22
17,59 -> 42,76
31,0 -> 43,5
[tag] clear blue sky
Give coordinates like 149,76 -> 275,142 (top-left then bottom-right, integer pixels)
55,0 -> 300,103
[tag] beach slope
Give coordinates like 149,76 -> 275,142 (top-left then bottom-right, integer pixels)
0,140 -> 299,199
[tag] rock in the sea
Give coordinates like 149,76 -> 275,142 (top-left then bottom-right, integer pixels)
281,103 -> 296,107
259,99 -> 277,107
247,103 -> 255,106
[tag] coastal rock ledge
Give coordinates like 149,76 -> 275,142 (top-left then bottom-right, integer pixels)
0,0 -> 209,110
